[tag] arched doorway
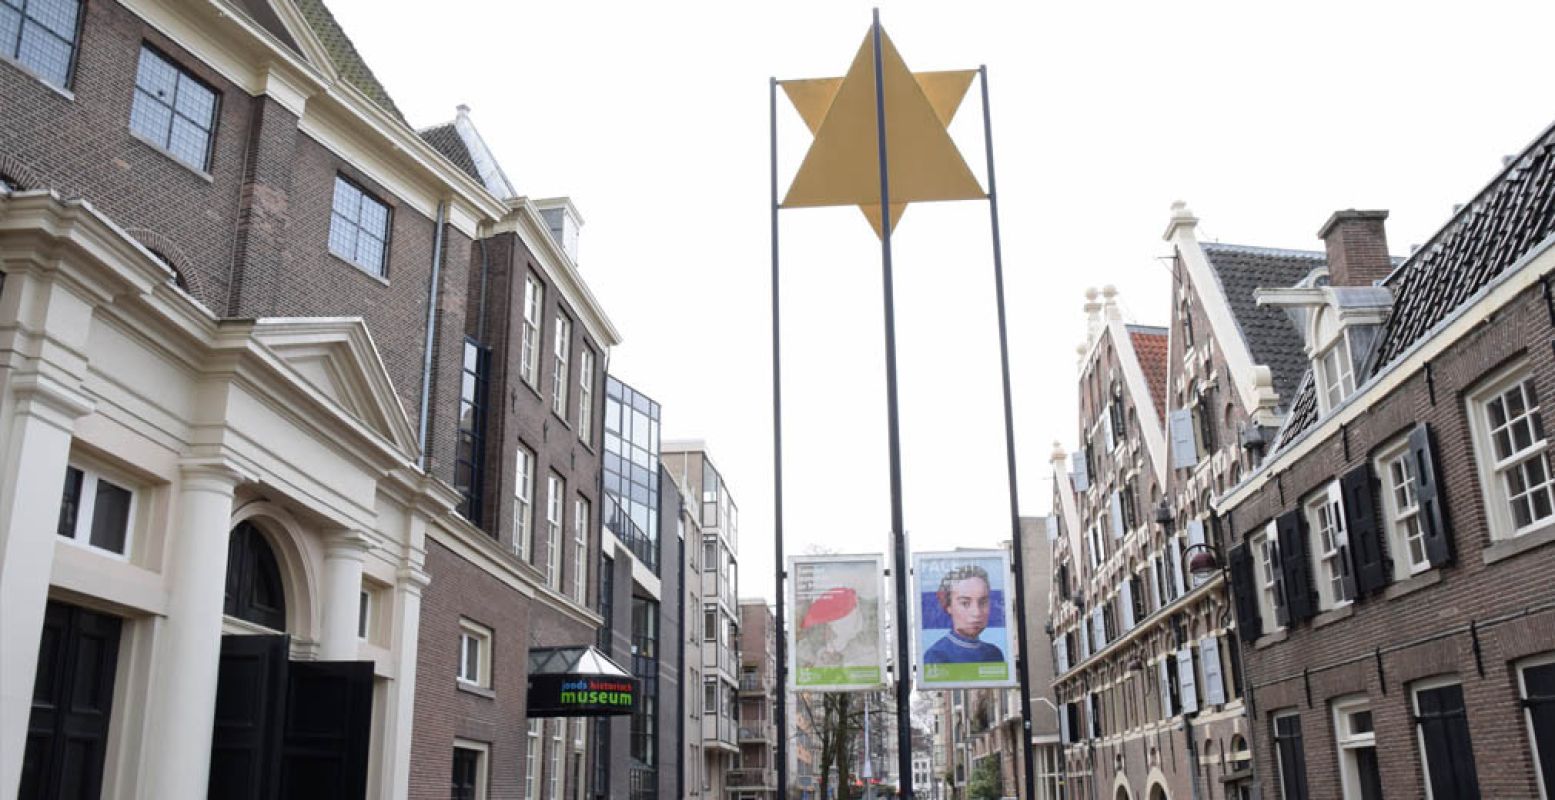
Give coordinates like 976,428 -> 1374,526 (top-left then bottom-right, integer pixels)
1116,784 -> 1134,800
1150,784 -> 1169,800
224,521 -> 287,631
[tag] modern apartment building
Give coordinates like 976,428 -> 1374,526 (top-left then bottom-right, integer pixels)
663,441 -> 742,798
735,599 -> 778,800
0,0 -> 630,797
1216,122 -> 1555,800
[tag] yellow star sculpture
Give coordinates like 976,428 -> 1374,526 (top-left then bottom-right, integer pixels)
780,26 -> 985,238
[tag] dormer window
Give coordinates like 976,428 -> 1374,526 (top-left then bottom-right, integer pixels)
1316,335 -> 1356,412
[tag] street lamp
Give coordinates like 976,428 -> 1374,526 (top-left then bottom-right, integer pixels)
1183,544 -> 1222,587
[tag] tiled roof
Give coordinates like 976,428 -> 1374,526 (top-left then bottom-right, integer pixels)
1127,325 -> 1169,425
291,0 -> 404,121
1200,243 -> 1325,405
1271,122 -> 1555,452
232,0 -> 300,52
418,124 -> 481,183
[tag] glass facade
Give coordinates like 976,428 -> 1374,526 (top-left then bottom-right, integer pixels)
603,377 -> 661,572
631,597 -> 660,800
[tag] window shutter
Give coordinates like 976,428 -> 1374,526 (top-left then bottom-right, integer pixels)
1046,515 -> 1059,543
1092,608 -> 1105,651
1341,463 -> 1389,597
1110,492 -> 1125,539
1059,702 -> 1071,744
1158,659 -> 1173,720
1228,542 -> 1263,643
1187,519 -> 1206,548
1120,580 -> 1135,631
1176,647 -> 1199,715
1170,537 -> 1186,598
1170,409 -> 1199,469
1104,409 -> 1116,451
1277,509 -> 1316,624
1410,423 -> 1453,567
1056,636 -> 1068,674
1200,636 -> 1226,706
1150,557 -> 1163,611
1072,451 -> 1090,492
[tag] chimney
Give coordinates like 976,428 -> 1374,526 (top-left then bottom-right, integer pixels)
1318,209 -> 1391,287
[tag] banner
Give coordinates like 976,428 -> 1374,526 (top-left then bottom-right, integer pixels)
789,554 -> 887,692
913,549 -> 1016,688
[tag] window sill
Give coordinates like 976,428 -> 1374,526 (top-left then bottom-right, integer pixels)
1483,521 -> 1555,565
128,132 -> 215,183
1384,568 -> 1441,601
1,54 -> 75,102
551,410 -> 572,430
326,251 -> 391,286
456,680 -> 496,699
1254,629 -> 1288,650
1312,603 -> 1355,630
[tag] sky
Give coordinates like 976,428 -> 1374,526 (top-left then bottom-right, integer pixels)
329,0 -> 1555,603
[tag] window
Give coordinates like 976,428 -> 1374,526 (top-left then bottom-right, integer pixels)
1521,656 -> 1555,799
455,338 -> 490,525
1470,366 -> 1555,538
1317,339 -> 1356,413
548,718 -> 563,800
1272,712 -> 1310,800
452,742 -> 488,800
515,445 -> 535,561
358,589 -> 371,640
1333,697 -> 1383,800
1306,482 -> 1353,609
129,45 -> 219,172
56,465 -> 133,556
457,619 -> 491,688
1414,680 -> 1480,799
572,496 -> 589,604
704,606 -> 716,641
1253,524 -> 1287,631
325,174 -> 392,276
578,348 -> 594,445
1377,438 -> 1431,578
546,474 -> 564,588
521,275 -> 543,388
552,313 -> 571,419
2,0 -> 80,87
526,720 -> 542,799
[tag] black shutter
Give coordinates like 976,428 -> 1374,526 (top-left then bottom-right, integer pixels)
1410,424 -> 1454,567
21,601 -> 122,800
1416,685 -> 1481,799
278,661 -> 375,799
1342,465 -> 1390,597
1228,543 -> 1263,643
1525,664 -> 1555,797
1273,715 -> 1311,800
1277,510 -> 1316,624
209,634 -> 289,800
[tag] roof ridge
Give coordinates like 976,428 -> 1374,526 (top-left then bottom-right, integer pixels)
1201,242 -> 1326,259
1125,324 -> 1168,334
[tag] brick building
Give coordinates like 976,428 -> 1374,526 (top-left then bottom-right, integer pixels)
735,599 -> 778,800
0,0 -> 635,797
1218,122 -> 1555,800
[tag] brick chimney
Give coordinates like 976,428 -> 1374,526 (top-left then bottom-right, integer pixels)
1318,209 -> 1391,287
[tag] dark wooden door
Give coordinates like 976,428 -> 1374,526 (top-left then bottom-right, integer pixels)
20,601 -> 122,800
208,634 -> 289,800
276,660 -> 374,800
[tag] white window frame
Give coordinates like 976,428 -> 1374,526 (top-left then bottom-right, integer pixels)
1316,332 -> 1357,414
526,719 -> 543,799
452,739 -> 490,800
1305,482 -> 1353,610
548,718 -> 564,800
58,463 -> 136,559
1519,653 -> 1555,800
578,348 -> 594,446
457,618 -> 492,688
1252,523 -> 1286,633
1467,361 -> 1555,541
546,473 -> 564,588
521,275 -> 543,388
515,445 -> 535,561
1376,436 -> 1431,579
1332,695 -> 1378,800
572,496 -> 589,604
552,313 -> 571,419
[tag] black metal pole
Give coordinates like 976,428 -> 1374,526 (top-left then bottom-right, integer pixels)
979,65 -> 1037,800
867,10 -> 914,799
770,75 -> 791,800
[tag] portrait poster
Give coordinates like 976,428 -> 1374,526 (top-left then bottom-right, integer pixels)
788,554 -> 887,692
913,549 -> 1016,688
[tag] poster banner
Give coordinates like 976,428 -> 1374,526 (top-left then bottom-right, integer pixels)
913,549 -> 1016,688
788,554 -> 887,692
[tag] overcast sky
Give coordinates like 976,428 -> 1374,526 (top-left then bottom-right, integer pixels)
331,0 -> 1555,603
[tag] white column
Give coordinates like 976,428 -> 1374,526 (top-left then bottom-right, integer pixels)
382,563 -> 429,800
318,529 -> 373,661
0,375 -> 92,800
140,461 -> 241,799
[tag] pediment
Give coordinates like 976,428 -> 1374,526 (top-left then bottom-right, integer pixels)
251,317 -> 420,460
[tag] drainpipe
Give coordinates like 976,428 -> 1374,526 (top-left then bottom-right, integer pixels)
416,201 -> 448,471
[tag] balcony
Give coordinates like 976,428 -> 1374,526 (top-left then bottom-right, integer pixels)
738,723 -> 774,743
738,673 -> 768,694
604,492 -> 658,574
726,768 -> 777,791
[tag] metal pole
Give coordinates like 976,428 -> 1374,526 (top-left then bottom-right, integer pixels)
866,9 -> 915,799
770,74 -> 791,800
978,65 -> 1038,800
